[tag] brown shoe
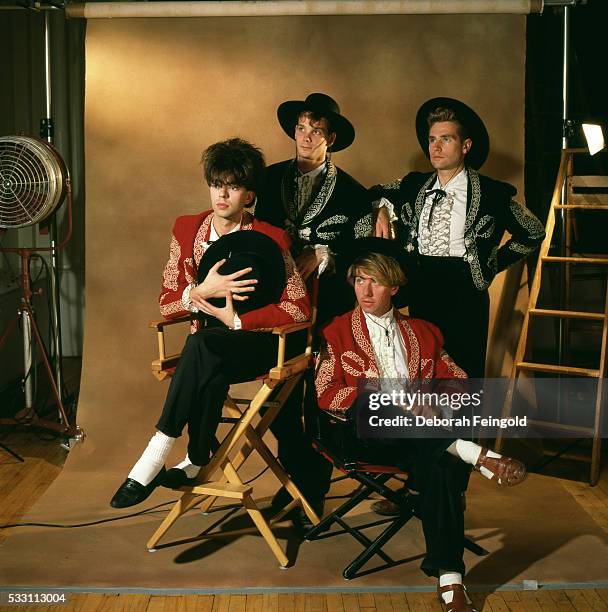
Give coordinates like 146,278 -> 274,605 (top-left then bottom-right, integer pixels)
474,448 -> 527,486
437,583 -> 477,612
371,499 -> 403,516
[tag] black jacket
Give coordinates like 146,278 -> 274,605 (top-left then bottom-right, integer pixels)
255,159 -> 372,256
370,169 -> 545,290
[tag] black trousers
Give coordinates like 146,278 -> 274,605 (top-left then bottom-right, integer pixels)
156,328 -> 282,466
408,255 -> 489,379
155,326 -> 327,500
316,271 -> 356,331
356,435 -> 471,577
267,377 -> 333,506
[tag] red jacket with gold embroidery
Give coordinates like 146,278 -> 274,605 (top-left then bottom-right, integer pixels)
158,210 -> 310,331
315,306 -> 466,412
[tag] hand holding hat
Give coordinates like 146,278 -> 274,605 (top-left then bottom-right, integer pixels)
190,258 -> 257,309
195,231 -> 286,320
197,291 -> 237,329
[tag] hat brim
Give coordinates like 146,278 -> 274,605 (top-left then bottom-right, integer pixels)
341,237 -> 412,308
415,97 -> 489,170
277,100 -> 355,152
196,231 -> 286,317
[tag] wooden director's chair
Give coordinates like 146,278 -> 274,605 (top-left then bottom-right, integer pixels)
145,282 -> 320,567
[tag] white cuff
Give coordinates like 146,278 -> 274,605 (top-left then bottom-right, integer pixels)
232,313 -> 242,330
373,197 -> 397,222
313,244 -> 334,275
182,284 -> 199,313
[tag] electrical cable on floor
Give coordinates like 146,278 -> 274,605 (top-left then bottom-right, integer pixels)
0,500 -> 176,530
241,465 -> 269,485
0,463 -> 285,530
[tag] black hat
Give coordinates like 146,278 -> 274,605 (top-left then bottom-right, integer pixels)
277,92 -> 355,152
342,237 -> 412,308
415,97 -> 490,170
196,231 -> 285,316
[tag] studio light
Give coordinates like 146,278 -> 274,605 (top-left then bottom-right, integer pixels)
582,123 -> 606,156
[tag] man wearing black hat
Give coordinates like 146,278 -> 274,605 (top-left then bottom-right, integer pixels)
316,238 -> 527,612
255,92 -> 372,327
372,98 -> 545,380
253,94 -> 373,525
110,138 -> 311,509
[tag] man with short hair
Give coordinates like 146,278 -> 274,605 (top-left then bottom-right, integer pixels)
373,98 -> 545,379
110,138 -> 310,509
316,238 -> 526,612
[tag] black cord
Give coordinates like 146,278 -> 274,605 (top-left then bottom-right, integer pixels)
0,500 -> 175,530
241,465 -> 269,485
0,236 -> 20,288
0,469 -> 282,530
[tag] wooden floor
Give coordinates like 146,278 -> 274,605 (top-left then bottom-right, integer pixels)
1,429 -> 608,611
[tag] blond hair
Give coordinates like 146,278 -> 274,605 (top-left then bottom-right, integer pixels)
347,252 -> 406,287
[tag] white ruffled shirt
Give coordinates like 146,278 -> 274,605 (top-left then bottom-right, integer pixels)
363,309 -> 409,382
418,168 -> 468,257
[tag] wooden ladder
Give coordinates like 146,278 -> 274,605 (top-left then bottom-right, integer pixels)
497,148 -> 608,485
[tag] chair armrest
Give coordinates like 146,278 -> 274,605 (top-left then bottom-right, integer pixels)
150,315 -> 194,377
149,314 -> 193,330
271,321 -> 311,336
272,320 -> 313,368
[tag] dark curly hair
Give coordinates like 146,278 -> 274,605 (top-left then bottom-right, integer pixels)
202,138 -> 266,198
297,110 -> 334,135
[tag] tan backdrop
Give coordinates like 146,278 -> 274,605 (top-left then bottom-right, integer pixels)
74,7 -> 521,532
82,11 -> 528,498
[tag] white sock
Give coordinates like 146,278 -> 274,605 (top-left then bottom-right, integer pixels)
172,453 -> 201,479
446,440 -> 503,480
128,431 -> 175,485
439,572 -> 465,605
439,571 -> 463,587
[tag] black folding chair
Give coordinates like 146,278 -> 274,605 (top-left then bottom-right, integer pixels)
306,410 -> 488,580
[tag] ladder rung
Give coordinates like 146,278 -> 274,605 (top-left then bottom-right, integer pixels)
527,419 -> 595,436
516,362 -> 600,377
569,193 -> 608,206
530,308 -> 605,321
571,175 -> 608,189
542,256 -> 608,265
555,204 -> 608,210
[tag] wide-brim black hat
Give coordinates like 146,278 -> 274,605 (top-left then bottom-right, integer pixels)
196,231 -> 285,316
415,97 -> 490,170
342,237 -> 412,308
277,92 -> 355,152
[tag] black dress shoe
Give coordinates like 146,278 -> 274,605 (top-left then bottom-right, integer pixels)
270,486 -> 292,511
110,466 -> 166,508
162,467 -> 198,489
292,500 -> 324,533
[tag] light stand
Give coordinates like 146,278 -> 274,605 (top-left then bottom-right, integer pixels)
0,174 -> 80,438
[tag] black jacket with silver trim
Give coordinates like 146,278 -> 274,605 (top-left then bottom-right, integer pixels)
370,169 -> 545,290
255,159 -> 372,256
